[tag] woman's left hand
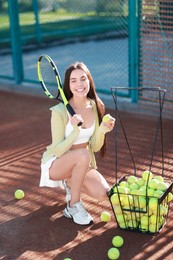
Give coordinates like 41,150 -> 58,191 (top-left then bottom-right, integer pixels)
102,115 -> 116,132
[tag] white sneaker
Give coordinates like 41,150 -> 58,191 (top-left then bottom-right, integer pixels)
62,180 -> 71,202
63,201 -> 93,225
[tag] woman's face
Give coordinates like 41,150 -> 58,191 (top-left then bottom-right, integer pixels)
69,69 -> 90,98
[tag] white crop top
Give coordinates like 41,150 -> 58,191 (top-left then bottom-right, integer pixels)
65,120 -> 95,145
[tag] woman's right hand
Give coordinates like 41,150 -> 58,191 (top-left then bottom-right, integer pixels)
70,114 -> 83,127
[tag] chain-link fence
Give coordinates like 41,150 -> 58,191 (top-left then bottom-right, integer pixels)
0,0 -> 129,94
138,0 -> 173,117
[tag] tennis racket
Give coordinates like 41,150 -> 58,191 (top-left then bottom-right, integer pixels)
37,54 -> 82,126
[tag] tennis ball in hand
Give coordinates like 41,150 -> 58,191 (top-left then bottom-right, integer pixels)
107,247 -> 120,260
102,114 -> 111,123
14,189 -> 25,200
100,211 -> 111,222
112,235 -> 124,247
63,258 -> 72,260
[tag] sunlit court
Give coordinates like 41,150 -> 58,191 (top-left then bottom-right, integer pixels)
0,1 -> 173,260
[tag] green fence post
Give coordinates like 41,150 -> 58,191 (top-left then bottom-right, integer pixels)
8,0 -> 23,84
32,0 -> 42,45
128,0 -> 138,103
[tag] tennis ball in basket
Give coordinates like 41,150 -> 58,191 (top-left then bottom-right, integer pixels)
166,192 -> 173,203
159,204 -> 168,216
116,214 -> 127,223
154,175 -> 164,182
148,179 -> 159,189
147,188 -> 155,196
149,215 -> 158,225
149,223 -> 159,233
156,182 -> 169,191
149,198 -> 158,211
138,197 -> 147,208
122,195 -> 133,207
100,211 -> 111,222
141,215 -> 149,226
119,181 -> 129,188
113,205 -> 122,215
112,235 -> 124,247
111,194 -> 121,205
153,189 -> 164,198
140,223 -> 149,232
128,219 -> 138,228
136,178 -> 145,187
127,175 -> 138,184
14,189 -> 25,200
137,188 -> 147,196
142,171 -> 153,181
129,183 -> 139,191
107,247 -> 120,260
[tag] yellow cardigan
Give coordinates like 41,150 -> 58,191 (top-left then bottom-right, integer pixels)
41,100 -> 108,169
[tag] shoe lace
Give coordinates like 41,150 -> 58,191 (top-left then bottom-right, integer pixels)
76,202 -> 89,217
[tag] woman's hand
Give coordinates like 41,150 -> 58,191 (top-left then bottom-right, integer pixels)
101,114 -> 116,133
70,114 -> 83,127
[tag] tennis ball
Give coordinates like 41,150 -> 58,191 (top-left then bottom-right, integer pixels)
137,188 -> 147,196
148,179 -> 159,189
100,211 -> 111,222
113,205 -> 122,215
117,186 -> 129,194
149,198 -> 158,211
141,215 -> 149,226
64,258 -> 72,260
166,192 -> 173,203
140,223 -> 149,232
111,194 -> 121,205
116,214 -> 127,223
156,182 -> 168,191
127,175 -> 138,184
149,223 -> 159,233
14,189 -> 25,200
122,194 -> 133,207
119,181 -> 129,188
118,222 -> 127,229
159,204 -> 168,216
102,114 -> 111,123
138,197 -> 147,208
107,247 -> 120,260
153,189 -> 164,198
142,171 -> 153,181
136,178 -> 145,187
129,183 -> 139,191
112,235 -> 124,247
154,175 -> 164,182
147,188 -> 155,196
128,219 -> 138,228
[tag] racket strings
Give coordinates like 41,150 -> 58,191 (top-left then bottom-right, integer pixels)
40,57 -> 59,98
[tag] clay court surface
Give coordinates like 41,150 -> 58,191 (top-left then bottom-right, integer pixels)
0,90 -> 173,260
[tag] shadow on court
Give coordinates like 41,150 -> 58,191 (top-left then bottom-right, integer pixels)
0,90 -> 173,260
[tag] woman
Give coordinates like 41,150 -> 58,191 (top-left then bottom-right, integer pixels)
40,62 -> 115,225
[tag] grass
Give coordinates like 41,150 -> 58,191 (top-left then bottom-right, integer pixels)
0,10 -> 128,48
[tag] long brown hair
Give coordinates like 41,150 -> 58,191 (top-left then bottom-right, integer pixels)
63,62 -> 106,157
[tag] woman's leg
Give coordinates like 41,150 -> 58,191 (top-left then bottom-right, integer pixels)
82,169 -> 110,201
49,148 -> 90,206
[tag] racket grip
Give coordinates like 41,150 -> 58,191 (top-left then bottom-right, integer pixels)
66,104 -> 83,126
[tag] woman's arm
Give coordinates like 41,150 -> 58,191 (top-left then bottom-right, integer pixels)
51,109 -> 80,157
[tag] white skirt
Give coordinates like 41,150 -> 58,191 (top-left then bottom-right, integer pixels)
39,156 -> 64,189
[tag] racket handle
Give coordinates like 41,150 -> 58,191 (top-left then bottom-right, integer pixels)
66,104 -> 83,126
